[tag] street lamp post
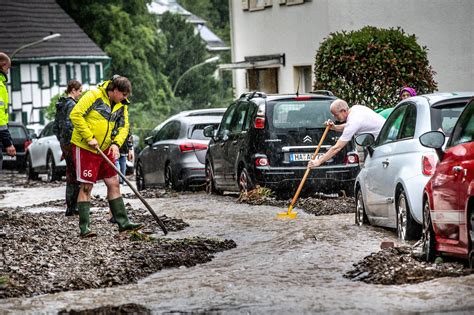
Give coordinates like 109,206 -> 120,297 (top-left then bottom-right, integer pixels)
172,56 -> 220,95
10,33 -> 61,59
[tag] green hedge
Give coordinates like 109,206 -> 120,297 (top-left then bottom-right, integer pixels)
314,26 -> 437,109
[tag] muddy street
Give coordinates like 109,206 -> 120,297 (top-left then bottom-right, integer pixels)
1,172 -> 474,314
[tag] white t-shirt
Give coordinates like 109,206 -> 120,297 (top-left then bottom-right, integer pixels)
339,105 -> 386,142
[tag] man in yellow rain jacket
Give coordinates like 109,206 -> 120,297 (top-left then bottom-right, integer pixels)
70,75 -> 142,237
0,52 -> 16,170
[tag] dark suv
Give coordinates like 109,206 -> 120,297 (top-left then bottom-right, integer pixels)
2,121 -> 31,171
204,92 -> 360,197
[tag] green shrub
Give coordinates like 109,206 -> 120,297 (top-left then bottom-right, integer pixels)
314,26 -> 437,109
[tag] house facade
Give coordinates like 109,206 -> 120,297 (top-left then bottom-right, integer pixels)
0,0 -> 109,127
228,0 -> 474,96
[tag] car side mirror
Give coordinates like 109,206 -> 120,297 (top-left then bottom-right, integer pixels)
419,131 -> 445,160
203,125 -> 215,138
355,133 -> 375,157
355,133 -> 375,147
144,136 -> 153,146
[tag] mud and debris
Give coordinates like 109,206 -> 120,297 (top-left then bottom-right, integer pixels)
58,303 -> 151,315
0,208 -> 236,299
344,246 -> 472,285
238,187 -> 355,216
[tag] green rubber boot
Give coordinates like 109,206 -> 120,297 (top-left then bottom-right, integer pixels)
65,183 -> 80,216
78,201 -> 96,238
109,197 -> 144,232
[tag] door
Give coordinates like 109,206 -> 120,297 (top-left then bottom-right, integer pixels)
364,105 -> 408,224
30,122 -> 54,168
436,102 -> 474,251
142,121 -> 180,185
225,101 -> 252,185
210,103 -> 236,187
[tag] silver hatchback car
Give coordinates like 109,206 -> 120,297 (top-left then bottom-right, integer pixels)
26,121 -> 66,182
355,92 -> 474,240
136,114 -> 223,191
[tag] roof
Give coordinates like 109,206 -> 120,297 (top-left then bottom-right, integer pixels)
148,0 -> 229,52
0,0 -> 108,61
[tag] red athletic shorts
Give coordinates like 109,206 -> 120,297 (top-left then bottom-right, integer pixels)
72,144 -> 117,184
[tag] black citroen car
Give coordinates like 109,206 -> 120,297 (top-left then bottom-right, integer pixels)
204,92 -> 360,198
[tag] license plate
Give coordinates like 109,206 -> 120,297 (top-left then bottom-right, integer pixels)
2,154 -> 16,161
290,153 -> 322,162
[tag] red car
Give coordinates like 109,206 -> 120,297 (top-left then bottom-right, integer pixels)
419,98 -> 474,267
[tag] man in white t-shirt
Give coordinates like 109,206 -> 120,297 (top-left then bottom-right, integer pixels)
308,99 -> 385,169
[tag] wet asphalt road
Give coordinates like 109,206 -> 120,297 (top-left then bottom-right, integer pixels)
1,173 -> 474,314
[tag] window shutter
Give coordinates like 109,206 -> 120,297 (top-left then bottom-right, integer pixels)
37,66 -> 43,88
11,65 -> 21,91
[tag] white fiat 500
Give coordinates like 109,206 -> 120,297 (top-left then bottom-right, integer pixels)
354,92 -> 474,240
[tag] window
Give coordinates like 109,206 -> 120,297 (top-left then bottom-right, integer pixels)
217,103 -> 237,138
189,123 -> 219,140
398,104 -> 417,139
249,0 -> 266,11
247,68 -> 278,93
376,105 -> 407,146
81,64 -> 90,84
272,100 -> 332,129
66,64 -> 75,82
230,102 -> 250,133
95,64 -> 102,83
40,122 -> 54,137
11,65 -> 21,91
294,66 -> 312,93
155,121 -> 181,141
8,125 -> 27,140
430,103 -> 467,136
449,103 -> 474,147
37,65 -> 51,88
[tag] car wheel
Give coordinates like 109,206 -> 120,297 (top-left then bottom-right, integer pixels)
469,209 -> 474,269
47,153 -> 61,182
25,154 -> 39,180
396,190 -> 421,241
205,160 -> 222,195
355,188 -> 369,226
136,162 -> 146,191
164,164 -> 179,191
422,198 -> 436,262
238,167 -> 254,193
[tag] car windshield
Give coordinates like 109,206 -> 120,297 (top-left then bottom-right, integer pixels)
430,104 -> 466,136
9,126 -> 27,140
189,123 -> 219,140
271,100 -> 332,129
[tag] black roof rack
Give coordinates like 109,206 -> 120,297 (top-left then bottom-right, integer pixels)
310,90 -> 334,96
239,91 -> 267,100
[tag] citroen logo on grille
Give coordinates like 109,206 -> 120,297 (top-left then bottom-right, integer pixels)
303,135 -> 312,143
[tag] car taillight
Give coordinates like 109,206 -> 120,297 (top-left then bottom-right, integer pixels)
254,117 -> 265,129
24,139 -> 32,151
255,157 -> 269,166
294,96 -> 312,101
179,142 -> 208,152
344,152 -> 359,164
422,154 -> 437,176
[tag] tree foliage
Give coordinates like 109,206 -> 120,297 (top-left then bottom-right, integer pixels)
159,12 -> 221,107
314,26 -> 438,109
